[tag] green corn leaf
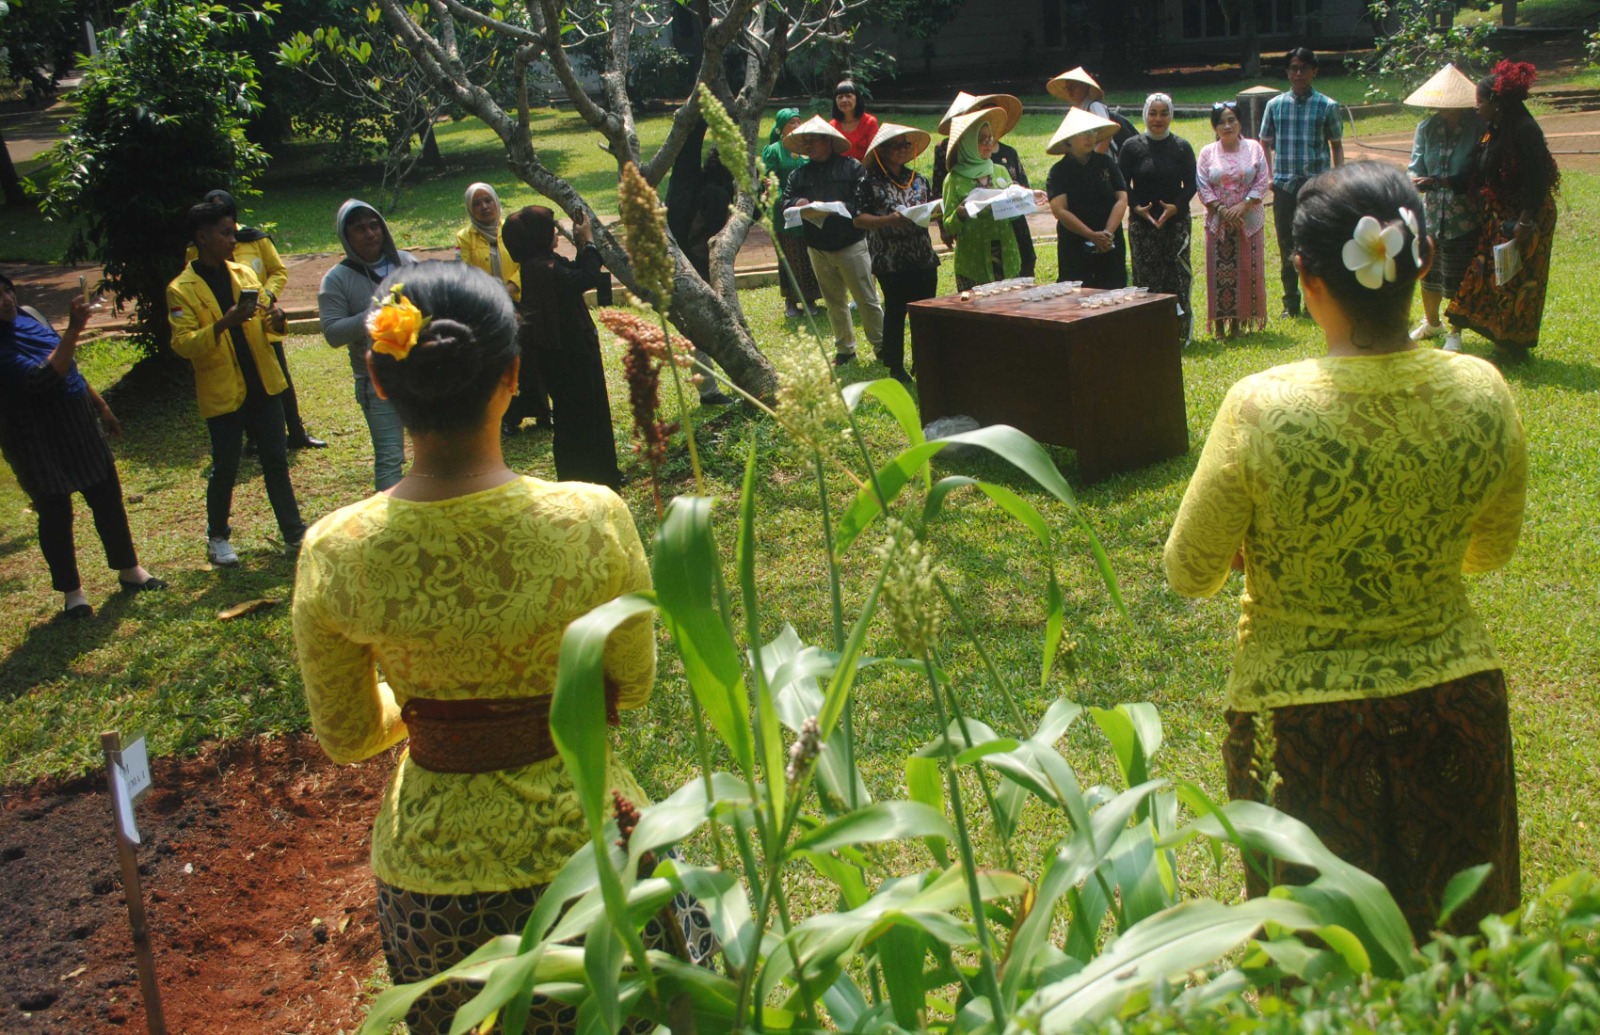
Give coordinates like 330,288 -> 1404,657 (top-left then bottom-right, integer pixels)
652,497 -> 756,779
791,800 -> 955,854
1438,862 -> 1494,928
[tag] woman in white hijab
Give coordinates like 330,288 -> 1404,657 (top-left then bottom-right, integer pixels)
456,183 -> 520,299
458,182 -> 550,432
1118,93 -> 1197,344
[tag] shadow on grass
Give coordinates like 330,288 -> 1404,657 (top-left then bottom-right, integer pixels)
1496,354 -> 1600,392
1187,326 -> 1308,357
0,552 -> 299,706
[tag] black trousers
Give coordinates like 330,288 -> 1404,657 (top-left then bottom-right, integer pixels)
1057,229 -> 1128,290
1272,185 -> 1301,314
205,392 -> 305,544
538,343 -> 622,490
32,469 -> 138,591
875,266 -> 938,377
1012,216 -> 1037,279
269,340 -> 308,441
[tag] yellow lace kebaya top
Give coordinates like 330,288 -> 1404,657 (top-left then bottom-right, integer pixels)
292,477 -> 656,894
1164,349 -> 1526,713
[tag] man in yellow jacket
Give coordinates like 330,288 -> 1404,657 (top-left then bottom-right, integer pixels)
167,200 -> 306,566
185,189 -> 325,449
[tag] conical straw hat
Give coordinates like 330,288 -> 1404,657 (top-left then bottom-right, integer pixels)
945,106 -> 1011,170
1044,107 -> 1119,154
937,92 -> 979,135
864,122 -> 932,164
1403,63 -> 1479,109
1046,66 -> 1104,103
783,115 -> 850,153
936,91 -> 1023,135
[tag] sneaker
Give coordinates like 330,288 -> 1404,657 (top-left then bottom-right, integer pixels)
1441,332 -> 1463,353
784,302 -> 803,318
207,537 -> 240,567
698,390 -> 735,406
1410,319 -> 1444,341
833,352 -> 856,368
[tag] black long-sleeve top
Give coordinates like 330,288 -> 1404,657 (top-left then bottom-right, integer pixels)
1117,133 -> 1197,212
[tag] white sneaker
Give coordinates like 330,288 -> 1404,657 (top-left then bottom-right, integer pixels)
1410,319 -> 1444,341
1442,332 -> 1463,353
207,537 -> 240,567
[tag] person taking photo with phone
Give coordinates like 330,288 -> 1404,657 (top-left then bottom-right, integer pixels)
168,200 -> 306,566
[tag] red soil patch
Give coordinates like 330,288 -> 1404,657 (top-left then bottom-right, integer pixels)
0,735 -> 400,1034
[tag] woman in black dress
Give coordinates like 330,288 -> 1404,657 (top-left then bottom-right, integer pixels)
0,275 -> 164,618
500,206 -> 624,489
1119,93 -> 1198,344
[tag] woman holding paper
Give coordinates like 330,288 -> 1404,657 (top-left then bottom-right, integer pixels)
942,105 -> 1028,291
761,108 -> 822,318
1447,61 -> 1559,363
854,123 -> 941,384
1120,93 -> 1197,343
1045,107 -> 1128,289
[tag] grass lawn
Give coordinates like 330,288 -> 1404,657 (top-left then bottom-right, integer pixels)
3,137 -> 1597,918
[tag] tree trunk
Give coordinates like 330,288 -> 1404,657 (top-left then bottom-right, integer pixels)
1240,0 -> 1261,78
419,123 -> 443,167
1502,1 -> 1517,27
667,271 -> 777,403
0,127 -> 27,207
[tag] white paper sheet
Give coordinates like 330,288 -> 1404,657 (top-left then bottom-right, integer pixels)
896,199 -> 942,228
783,201 -> 854,229
962,184 -> 1038,221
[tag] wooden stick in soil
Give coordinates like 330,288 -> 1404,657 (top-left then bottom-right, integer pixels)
101,731 -> 169,1035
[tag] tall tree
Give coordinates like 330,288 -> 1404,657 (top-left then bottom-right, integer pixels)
362,0 -> 885,401
39,1 -> 272,346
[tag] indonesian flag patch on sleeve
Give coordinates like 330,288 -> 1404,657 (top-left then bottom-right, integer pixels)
170,306 -> 185,320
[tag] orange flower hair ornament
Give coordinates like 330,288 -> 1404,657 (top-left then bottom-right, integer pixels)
367,284 -> 429,361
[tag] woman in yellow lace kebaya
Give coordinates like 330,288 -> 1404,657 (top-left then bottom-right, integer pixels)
1164,163 -> 1526,942
292,262 -> 711,1034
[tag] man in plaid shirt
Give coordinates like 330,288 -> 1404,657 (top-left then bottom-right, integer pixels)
1260,47 -> 1345,317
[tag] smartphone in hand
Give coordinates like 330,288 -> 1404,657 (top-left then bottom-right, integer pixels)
238,289 -> 260,312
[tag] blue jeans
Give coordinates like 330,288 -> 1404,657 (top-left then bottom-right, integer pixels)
205,393 -> 305,544
354,374 -> 405,491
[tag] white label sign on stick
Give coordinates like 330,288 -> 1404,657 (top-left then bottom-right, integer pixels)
121,736 -> 152,800
111,764 -> 141,845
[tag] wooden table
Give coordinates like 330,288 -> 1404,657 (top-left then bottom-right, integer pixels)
907,289 -> 1188,482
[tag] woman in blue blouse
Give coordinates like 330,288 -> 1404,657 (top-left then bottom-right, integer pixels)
0,275 -> 164,618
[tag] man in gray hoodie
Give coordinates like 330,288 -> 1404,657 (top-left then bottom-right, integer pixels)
318,199 -> 420,491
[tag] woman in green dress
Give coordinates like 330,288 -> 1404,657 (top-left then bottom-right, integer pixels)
942,105 -> 1042,291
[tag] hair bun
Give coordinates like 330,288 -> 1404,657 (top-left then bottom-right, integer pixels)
417,316 -> 474,351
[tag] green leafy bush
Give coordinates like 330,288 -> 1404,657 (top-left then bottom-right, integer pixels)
37,1 -> 273,346
1081,870 -> 1600,1033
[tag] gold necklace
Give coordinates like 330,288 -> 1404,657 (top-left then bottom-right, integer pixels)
404,466 -> 512,480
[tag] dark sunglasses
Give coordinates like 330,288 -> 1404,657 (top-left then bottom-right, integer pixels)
1212,102 -> 1239,111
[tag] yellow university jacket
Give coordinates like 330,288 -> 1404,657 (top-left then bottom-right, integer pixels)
184,236 -> 290,341
167,261 -> 287,419
455,225 -> 521,301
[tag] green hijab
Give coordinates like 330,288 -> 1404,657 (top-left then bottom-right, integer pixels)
950,124 -> 995,181
769,108 -> 801,145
